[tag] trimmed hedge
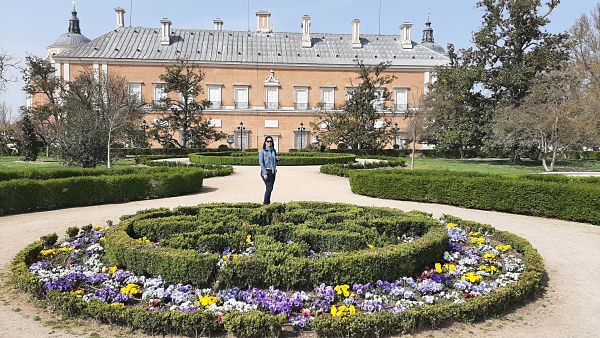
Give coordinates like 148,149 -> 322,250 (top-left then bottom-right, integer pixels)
112,147 -> 232,157
11,215 -> 545,337
0,167 -> 204,215
189,151 -> 356,166
134,157 -> 234,178
567,150 -> 600,160
349,169 -> 600,224
320,158 -> 406,177
104,202 -> 447,289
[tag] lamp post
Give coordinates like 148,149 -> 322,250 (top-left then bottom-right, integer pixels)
297,122 -> 306,150
237,121 -> 245,151
393,122 -> 399,149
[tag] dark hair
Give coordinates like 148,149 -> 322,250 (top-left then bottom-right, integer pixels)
262,136 -> 275,150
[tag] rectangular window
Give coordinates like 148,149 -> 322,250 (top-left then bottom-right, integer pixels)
153,83 -> 167,103
265,87 -> 279,109
373,89 -> 385,111
207,85 -> 222,109
128,82 -> 142,104
395,88 -> 408,112
346,87 -> 354,102
294,130 -> 309,150
234,130 -> 249,150
321,88 -> 335,110
294,88 -> 309,110
395,134 -> 408,149
208,119 -> 222,127
235,86 -> 249,109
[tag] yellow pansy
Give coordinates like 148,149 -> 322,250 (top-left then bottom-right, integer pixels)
120,283 -> 142,295
496,244 -> 511,252
334,284 -> 351,298
447,223 -> 458,228
461,272 -> 483,284
58,246 -> 75,253
478,265 -> 498,273
40,248 -> 57,256
469,231 -> 481,237
469,237 -> 486,245
71,289 -> 84,298
135,236 -> 151,244
483,253 -> 497,259
445,263 -> 456,272
435,263 -> 442,273
368,244 -> 375,251
197,295 -> 221,307
349,305 -> 357,314
246,234 -> 252,243
110,302 -> 124,308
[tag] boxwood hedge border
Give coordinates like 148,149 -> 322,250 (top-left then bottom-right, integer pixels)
103,203 -> 448,289
349,169 -> 600,225
10,215 -> 545,337
189,151 -> 356,166
0,167 -> 204,215
320,158 -> 406,177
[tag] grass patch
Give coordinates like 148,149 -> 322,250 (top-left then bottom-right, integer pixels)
411,158 -> 600,174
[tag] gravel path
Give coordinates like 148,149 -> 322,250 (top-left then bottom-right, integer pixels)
1,166 -> 599,338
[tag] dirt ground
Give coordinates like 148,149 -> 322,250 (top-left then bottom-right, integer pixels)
1,165 -> 599,338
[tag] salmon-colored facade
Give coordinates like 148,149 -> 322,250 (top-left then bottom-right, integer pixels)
40,8 -> 448,151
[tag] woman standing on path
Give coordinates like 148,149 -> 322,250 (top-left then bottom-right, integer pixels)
258,136 -> 280,204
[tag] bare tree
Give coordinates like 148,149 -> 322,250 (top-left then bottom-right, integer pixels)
0,102 -> 19,155
405,88 -> 427,170
62,69 -> 142,168
570,4 -> 600,85
501,68 -> 584,171
0,50 -> 18,93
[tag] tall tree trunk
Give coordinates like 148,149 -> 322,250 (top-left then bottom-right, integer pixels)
459,147 -> 465,159
550,147 -> 558,172
410,123 -> 417,170
107,131 -> 112,169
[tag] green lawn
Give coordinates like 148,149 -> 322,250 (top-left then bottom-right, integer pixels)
0,156 -> 135,170
409,157 -> 600,175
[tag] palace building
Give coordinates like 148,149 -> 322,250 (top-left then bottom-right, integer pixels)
41,6 -> 449,151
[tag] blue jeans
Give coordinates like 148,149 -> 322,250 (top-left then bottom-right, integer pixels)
262,170 -> 276,205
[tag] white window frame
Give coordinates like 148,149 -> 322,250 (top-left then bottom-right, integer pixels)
265,86 -> 279,109
153,83 -> 167,104
294,87 -> 309,110
127,82 -> 142,104
373,88 -> 385,111
234,86 -> 249,109
321,87 -> 335,110
294,130 -> 310,150
207,85 -> 222,109
395,88 -> 408,112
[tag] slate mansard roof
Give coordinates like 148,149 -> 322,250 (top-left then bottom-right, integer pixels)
54,27 -> 449,68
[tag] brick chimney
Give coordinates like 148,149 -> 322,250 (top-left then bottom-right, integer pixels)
301,15 -> 311,48
400,22 -> 413,49
160,18 -> 172,46
256,10 -> 271,32
114,7 -> 125,29
352,19 -> 361,49
213,18 -> 223,31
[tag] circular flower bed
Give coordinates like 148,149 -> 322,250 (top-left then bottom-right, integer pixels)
105,202 -> 447,288
12,203 -> 545,337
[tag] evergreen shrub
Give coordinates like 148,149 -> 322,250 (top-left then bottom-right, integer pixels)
349,169 -> 600,224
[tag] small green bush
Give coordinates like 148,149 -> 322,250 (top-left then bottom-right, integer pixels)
224,311 -> 286,338
321,158 -> 406,177
349,169 -> 600,224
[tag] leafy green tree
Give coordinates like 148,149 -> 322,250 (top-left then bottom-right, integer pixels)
151,60 -> 225,148
22,56 -> 63,156
315,61 -> 396,150
19,112 -> 39,161
424,45 -> 490,159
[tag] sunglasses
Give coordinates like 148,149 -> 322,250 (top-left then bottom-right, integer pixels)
266,140 -> 273,143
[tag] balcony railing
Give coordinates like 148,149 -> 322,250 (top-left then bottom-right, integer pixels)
294,103 -> 309,110
395,103 -> 408,112
321,103 -> 335,110
235,102 -> 249,109
264,102 -> 279,110
208,101 -> 221,109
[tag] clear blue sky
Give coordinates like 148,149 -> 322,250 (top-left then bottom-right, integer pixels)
0,0 -> 597,118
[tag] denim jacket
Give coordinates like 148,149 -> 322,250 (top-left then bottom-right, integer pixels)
259,149 -> 277,176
